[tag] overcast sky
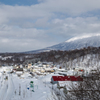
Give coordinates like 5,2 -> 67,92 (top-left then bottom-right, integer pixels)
0,0 -> 100,52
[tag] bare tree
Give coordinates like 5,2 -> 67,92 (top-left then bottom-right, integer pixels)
50,68 -> 100,100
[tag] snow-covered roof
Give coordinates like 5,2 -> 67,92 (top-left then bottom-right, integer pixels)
16,71 -> 23,75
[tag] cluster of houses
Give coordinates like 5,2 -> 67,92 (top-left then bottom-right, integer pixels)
1,61 -> 98,77
4,61 -> 56,76
26,61 -> 57,75
0,61 -> 98,92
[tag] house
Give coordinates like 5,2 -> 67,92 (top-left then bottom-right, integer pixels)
28,64 -> 32,69
16,68 -> 23,71
51,76 -> 83,84
45,68 -> 55,72
13,66 -> 17,71
16,68 -> 23,76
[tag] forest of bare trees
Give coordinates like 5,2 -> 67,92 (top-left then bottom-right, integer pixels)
0,46 -> 100,66
47,68 -> 100,100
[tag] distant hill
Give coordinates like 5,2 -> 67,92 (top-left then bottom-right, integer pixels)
25,34 -> 100,54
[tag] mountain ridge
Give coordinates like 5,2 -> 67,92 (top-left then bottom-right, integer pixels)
25,34 -> 100,54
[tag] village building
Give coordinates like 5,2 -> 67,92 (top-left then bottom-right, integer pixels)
51,76 -> 83,84
16,68 -> 23,76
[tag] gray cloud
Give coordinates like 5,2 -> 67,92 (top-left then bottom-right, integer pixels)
48,17 -> 100,36
0,0 -> 100,52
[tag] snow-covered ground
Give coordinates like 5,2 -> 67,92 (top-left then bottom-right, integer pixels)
0,57 -> 97,100
0,68 -> 55,100
11,74 -> 52,100
0,70 -> 80,100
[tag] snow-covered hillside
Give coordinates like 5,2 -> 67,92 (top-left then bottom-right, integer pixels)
46,34 -> 100,51
64,53 -> 100,71
26,34 -> 100,53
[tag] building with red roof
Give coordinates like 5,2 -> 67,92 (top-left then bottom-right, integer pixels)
51,76 -> 83,84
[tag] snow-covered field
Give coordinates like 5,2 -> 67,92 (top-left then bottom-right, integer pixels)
0,69 -> 54,100
0,69 -> 76,100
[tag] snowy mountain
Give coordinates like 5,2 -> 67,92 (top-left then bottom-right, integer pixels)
26,34 -> 100,53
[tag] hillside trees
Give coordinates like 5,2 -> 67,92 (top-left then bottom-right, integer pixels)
0,46 -> 100,66
49,68 -> 100,100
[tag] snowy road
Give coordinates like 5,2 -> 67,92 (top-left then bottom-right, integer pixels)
0,80 -> 8,100
4,75 -> 14,100
0,74 -> 14,100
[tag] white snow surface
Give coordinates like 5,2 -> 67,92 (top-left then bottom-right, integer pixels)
66,34 -> 100,42
0,70 -> 54,100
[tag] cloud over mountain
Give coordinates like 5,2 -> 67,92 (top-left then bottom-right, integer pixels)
0,0 -> 100,52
